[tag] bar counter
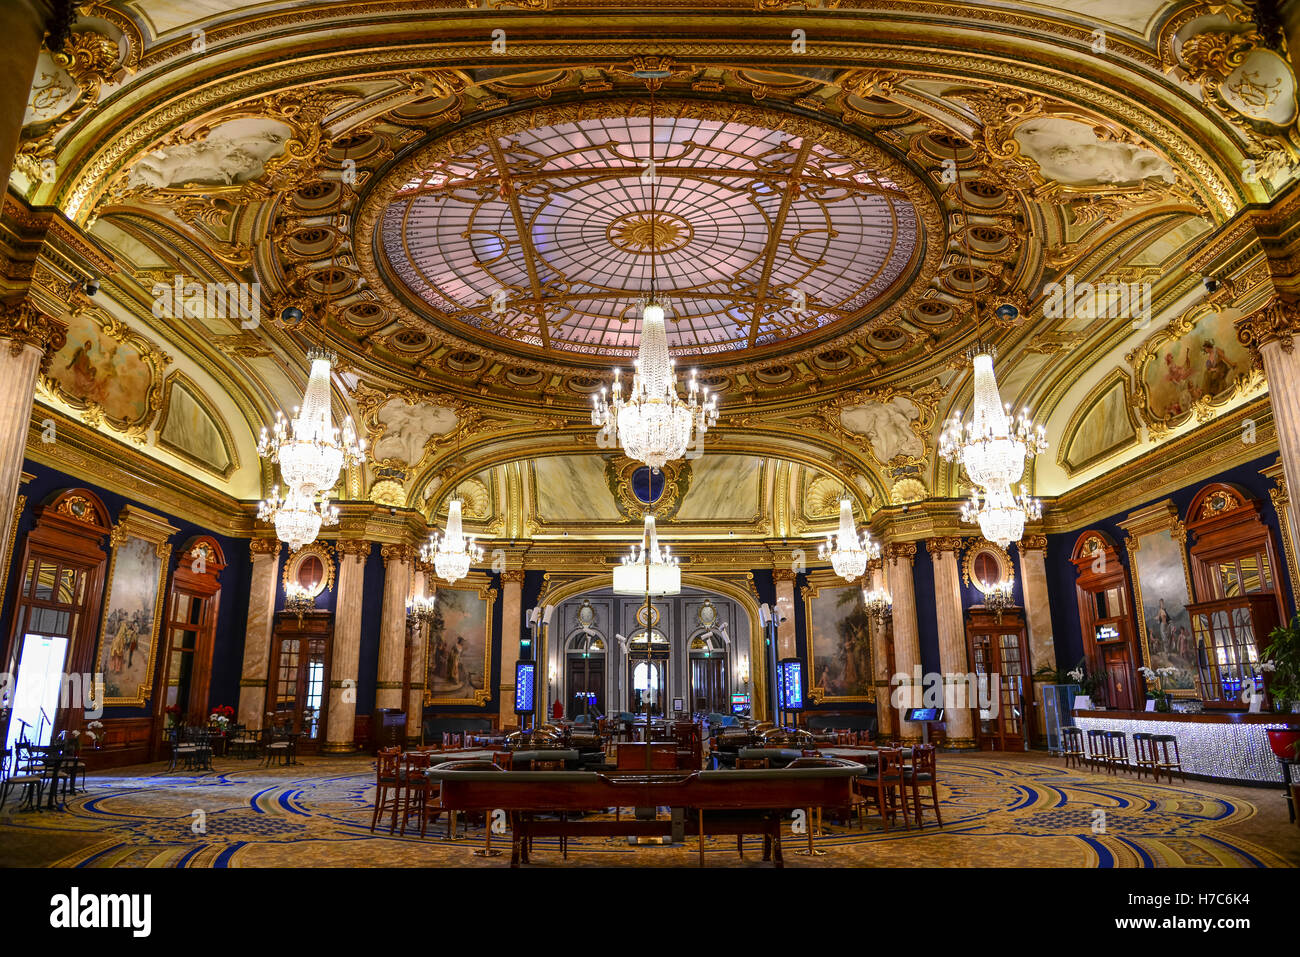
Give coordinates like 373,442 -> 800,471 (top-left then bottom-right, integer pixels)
1072,709 -> 1300,784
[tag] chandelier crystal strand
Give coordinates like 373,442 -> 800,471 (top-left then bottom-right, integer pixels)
959,482 -> 1043,550
818,497 -> 880,581
612,515 -> 681,595
257,348 -> 366,498
939,348 -> 1047,491
256,485 -> 339,552
422,498 -> 483,585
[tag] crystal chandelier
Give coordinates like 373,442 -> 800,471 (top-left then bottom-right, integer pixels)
983,580 -> 1016,622
284,583 -> 316,623
861,585 -> 893,624
592,301 -> 718,469
257,347 -> 366,498
960,483 -> 1043,550
589,90 -> 718,470
939,347 -> 1047,491
612,515 -> 681,596
818,497 -> 880,582
421,498 -> 483,585
257,485 -> 338,552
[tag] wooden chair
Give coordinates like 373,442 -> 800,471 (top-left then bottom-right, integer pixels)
856,747 -> 909,831
904,744 -> 942,828
1152,734 -> 1185,783
1085,729 -> 1108,771
1103,731 -> 1130,774
1060,726 -> 1086,770
370,747 -> 403,833
400,752 -> 439,837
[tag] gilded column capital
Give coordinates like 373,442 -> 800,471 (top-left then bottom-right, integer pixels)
772,568 -> 798,583
1237,297 -> 1300,356
381,542 -> 416,566
886,541 -> 917,564
501,569 -> 526,584
0,297 -> 67,373
1019,534 -> 1048,552
249,537 -> 281,558
866,556 -> 883,573
334,539 -> 373,560
926,536 -> 965,557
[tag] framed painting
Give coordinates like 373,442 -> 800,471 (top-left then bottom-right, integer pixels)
1120,501 -> 1199,697
802,573 -> 875,703
423,576 -> 496,706
95,506 -> 178,706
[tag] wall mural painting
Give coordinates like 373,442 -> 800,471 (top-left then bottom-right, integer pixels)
803,578 -> 875,703
44,308 -> 167,438
1059,371 -> 1138,475
1123,504 -> 1198,697
156,374 -> 236,479
424,578 -> 496,706
95,507 -> 177,707
1130,306 -> 1257,433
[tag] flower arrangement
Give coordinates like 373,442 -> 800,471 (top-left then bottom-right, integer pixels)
208,704 -> 235,728
164,704 -> 182,727
1138,665 -> 1179,711
1066,658 -> 1106,704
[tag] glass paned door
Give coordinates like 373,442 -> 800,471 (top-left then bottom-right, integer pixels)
969,628 -> 1029,751
631,659 -> 665,717
4,635 -> 69,755
269,635 -> 328,748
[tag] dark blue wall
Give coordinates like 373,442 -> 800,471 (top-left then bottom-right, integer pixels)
2,460 -> 251,719
911,546 -> 941,676
1046,453 -> 1292,672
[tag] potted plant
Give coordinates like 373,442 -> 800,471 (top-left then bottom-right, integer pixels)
1139,665 -> 1179,712
164,704 -> 182,729
1067,659 -> 1106,708
1262,613 -> 1300,762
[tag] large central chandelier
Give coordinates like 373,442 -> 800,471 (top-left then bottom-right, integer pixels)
960,482 -> 1043,550
257,485 -> 338,552
257,348 -> 366,498
819,497 -> 880,582
589,87 -> 718,470
592,301 -> 718,469
421,497 -> 483,585
613,515 -> 681,596
939,347 -> 1047,491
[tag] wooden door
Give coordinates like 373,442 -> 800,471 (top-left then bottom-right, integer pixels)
689,656 -> 726,713
566,655 -> 605,718
266,612 -> 332,753
967,611 -> 1031,751
1102,644 -> 1135,711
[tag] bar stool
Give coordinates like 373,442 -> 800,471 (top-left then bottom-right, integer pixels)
1103,731 -> 1130,774
1152,734 -> 1185,783
1131,732 -> 1158,780
1085,729 -> 1109,771
1060,727 -> 1086,770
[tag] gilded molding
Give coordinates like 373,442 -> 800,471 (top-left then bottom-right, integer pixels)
333,538 -> 374,559
381,542 -> 417,566
1237,297 -> 1300,355
501,569 -> 527,584
925,536 -> 964,556
1019,534 -> 1048,552
249,538 -> 282,557
886,541 -> 917,564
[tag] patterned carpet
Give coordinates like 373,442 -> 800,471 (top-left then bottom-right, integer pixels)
1,752 -> 1296,867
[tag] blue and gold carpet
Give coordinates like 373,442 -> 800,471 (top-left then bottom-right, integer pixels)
1,752 -> 1295,867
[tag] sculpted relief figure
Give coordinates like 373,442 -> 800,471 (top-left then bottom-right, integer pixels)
842,397 -> 925,463
1013,118 -> 1174,188
127,120 -> 292,191
372,398 -> 457,466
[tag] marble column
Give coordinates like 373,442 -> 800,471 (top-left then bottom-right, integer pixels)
323,540 -> 369,753
0,1 -> 55,191
887,543 -> 920,741
0,299 -> 66,568
238,539 -> 282,726
772,568 -> 797,660
376,544 -> 414,712
1017,535 -> 1056,738
928,537 -> 975,748
404,567 -> 429,745
867,559 -> 894,740
497,570 -> 525,728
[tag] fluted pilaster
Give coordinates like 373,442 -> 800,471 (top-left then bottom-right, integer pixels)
1250,303 -> 1300,535
887,542 -> 920,740
405,568 -> 428,744
237,539 -> 281,726
323,539 -> 369,752
376,543 -> 414,711
772,567 -> 797,659
928,537 -> 975,748
497,569 -> 526,728
867,559 -> 893,739
1017,535 -> 1054,737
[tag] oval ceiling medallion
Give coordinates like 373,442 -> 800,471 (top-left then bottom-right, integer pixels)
368,101 -> 934,364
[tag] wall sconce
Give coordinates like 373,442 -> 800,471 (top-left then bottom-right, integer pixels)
738,657 -> 750,685
548,662 -> 557,685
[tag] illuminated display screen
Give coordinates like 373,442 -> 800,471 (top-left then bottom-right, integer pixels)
514,662 -> 536,713
730,693 -> 750,714
777,659 -> 803,711
1095,625 -> 1121,642
905,707 -> 944,722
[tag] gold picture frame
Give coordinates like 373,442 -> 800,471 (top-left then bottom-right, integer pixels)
281,542 -> 335,598
423,574 -> 496,707
1119,500 -> 1199,699
961,541 -> 1015,595
95,506 -> 178,707
801,571 -> 876,704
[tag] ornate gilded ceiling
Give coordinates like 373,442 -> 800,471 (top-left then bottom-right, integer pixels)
6,0 -> 1299,546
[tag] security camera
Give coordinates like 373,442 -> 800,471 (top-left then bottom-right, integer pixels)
280,305 -> 304,324
82,279 -> 100,297
1203,277 -> 1220,293
389,506 -> 397,516
902,503 -> 910,513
